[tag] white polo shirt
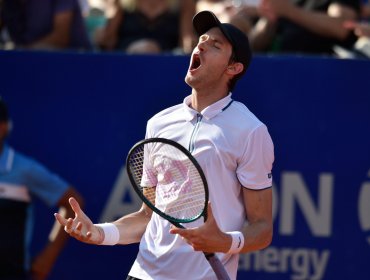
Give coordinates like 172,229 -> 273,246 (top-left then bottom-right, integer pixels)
129,93 -> 274,280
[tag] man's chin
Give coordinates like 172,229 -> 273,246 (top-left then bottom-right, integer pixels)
184,74 -> 192,86
185,73 -> 199,87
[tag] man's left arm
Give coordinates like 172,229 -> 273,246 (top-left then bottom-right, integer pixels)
31,186 -> 84,280
171,124 -> 274,253
238,187 -> 273,253
170,187 -> 273,254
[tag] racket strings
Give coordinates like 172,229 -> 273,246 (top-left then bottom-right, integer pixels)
155,145 -> 205,220
130,148 -> 158,206
129,147 -> 145,185
129,142 -> 206,222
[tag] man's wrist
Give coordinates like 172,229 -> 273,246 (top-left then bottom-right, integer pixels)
226,231 -> 244,254
95,223 -> 120,245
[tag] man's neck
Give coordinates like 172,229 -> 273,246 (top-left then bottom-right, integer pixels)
190,87 -> 229,112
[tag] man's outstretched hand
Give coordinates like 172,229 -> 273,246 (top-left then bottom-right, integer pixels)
54,197 -> 104,244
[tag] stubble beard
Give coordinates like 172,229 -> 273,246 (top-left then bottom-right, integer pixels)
185,71 -> 204,90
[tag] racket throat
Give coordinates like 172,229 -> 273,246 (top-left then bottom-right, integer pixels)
171,221 -> 185,229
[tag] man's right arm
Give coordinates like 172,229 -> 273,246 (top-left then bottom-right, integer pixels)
113,203 -> 153,244
54,197 -> 152,245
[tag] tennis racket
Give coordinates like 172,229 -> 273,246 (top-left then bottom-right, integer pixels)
126,137 -> 230,280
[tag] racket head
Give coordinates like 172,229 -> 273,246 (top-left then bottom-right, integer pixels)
126,138 -> 209,225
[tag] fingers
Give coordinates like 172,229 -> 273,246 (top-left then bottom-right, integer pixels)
169,226 -> 195,247
61,217 -> 79,235
69,197 -> 82,216
169,202 -> 223,252
54,197 -> 80,225
54,212 -> 67,226
170,226 -> 192,240
71,221 -> 83,236
169,225 -> 185,235
170,202 -> 214,236
63,218 -> 90,241
54,204 -> 85,237
170,226 -> 204,251
61,218 -> 98,244
63,218 -> 74,234
169,225 -> 196,241
54,199 -> 98,244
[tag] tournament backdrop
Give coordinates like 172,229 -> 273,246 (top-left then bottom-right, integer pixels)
1,50 -> 370,280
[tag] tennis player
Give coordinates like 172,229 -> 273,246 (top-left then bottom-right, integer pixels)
55,10 -> 274,280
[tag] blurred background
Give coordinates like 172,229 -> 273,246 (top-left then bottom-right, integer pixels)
0,0 -> 370,280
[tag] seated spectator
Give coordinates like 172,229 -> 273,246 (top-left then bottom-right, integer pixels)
196,0 -> 237,22
361,0 -> 370,18
344,0 -> 370,36
80,0 -> 109,48
249,0 -> 361,55
345,20 -> 370,37
96,0 -> 196,54
229,0 -> 262,34
0,0 -> 91,51
342,1 -> 370,57
195,0 -> 261,39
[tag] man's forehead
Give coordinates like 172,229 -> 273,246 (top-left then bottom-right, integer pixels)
204,27 -> 229,43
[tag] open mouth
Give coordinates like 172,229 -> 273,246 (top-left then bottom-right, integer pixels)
189,53 -> 201,72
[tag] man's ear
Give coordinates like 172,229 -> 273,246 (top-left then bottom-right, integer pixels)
226,62 -> 244,76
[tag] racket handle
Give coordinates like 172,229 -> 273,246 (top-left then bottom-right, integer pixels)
204,253 -> 231,280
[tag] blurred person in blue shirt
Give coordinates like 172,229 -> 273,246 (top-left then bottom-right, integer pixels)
0,98 -> 84,280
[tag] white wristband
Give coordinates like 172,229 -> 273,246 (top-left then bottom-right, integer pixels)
226,231 -> 244,254
96,223 -> 120,245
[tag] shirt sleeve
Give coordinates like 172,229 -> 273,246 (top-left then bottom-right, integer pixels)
237,124 -> 274,190
24,159 -> 70,207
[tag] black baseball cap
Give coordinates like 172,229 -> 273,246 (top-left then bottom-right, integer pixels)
192,10 -> 252,77
0,98 -> 9,122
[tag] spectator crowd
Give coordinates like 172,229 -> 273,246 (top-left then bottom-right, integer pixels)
0,0 -> 369,57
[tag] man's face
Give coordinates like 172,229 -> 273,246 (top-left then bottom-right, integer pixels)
185,27 -> 233,90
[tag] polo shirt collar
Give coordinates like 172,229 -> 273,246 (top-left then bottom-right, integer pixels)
0,144 -> 14,173
183,93 -> 233,121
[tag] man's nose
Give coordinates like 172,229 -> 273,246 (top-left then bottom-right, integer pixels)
198,34 -> 210,51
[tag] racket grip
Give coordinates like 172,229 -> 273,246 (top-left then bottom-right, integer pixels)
205,253 -> 231,280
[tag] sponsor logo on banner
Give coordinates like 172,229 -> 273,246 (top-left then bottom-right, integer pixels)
239,172 -> 332,280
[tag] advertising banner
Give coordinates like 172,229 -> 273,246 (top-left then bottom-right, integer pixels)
1,51 -> 369,279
